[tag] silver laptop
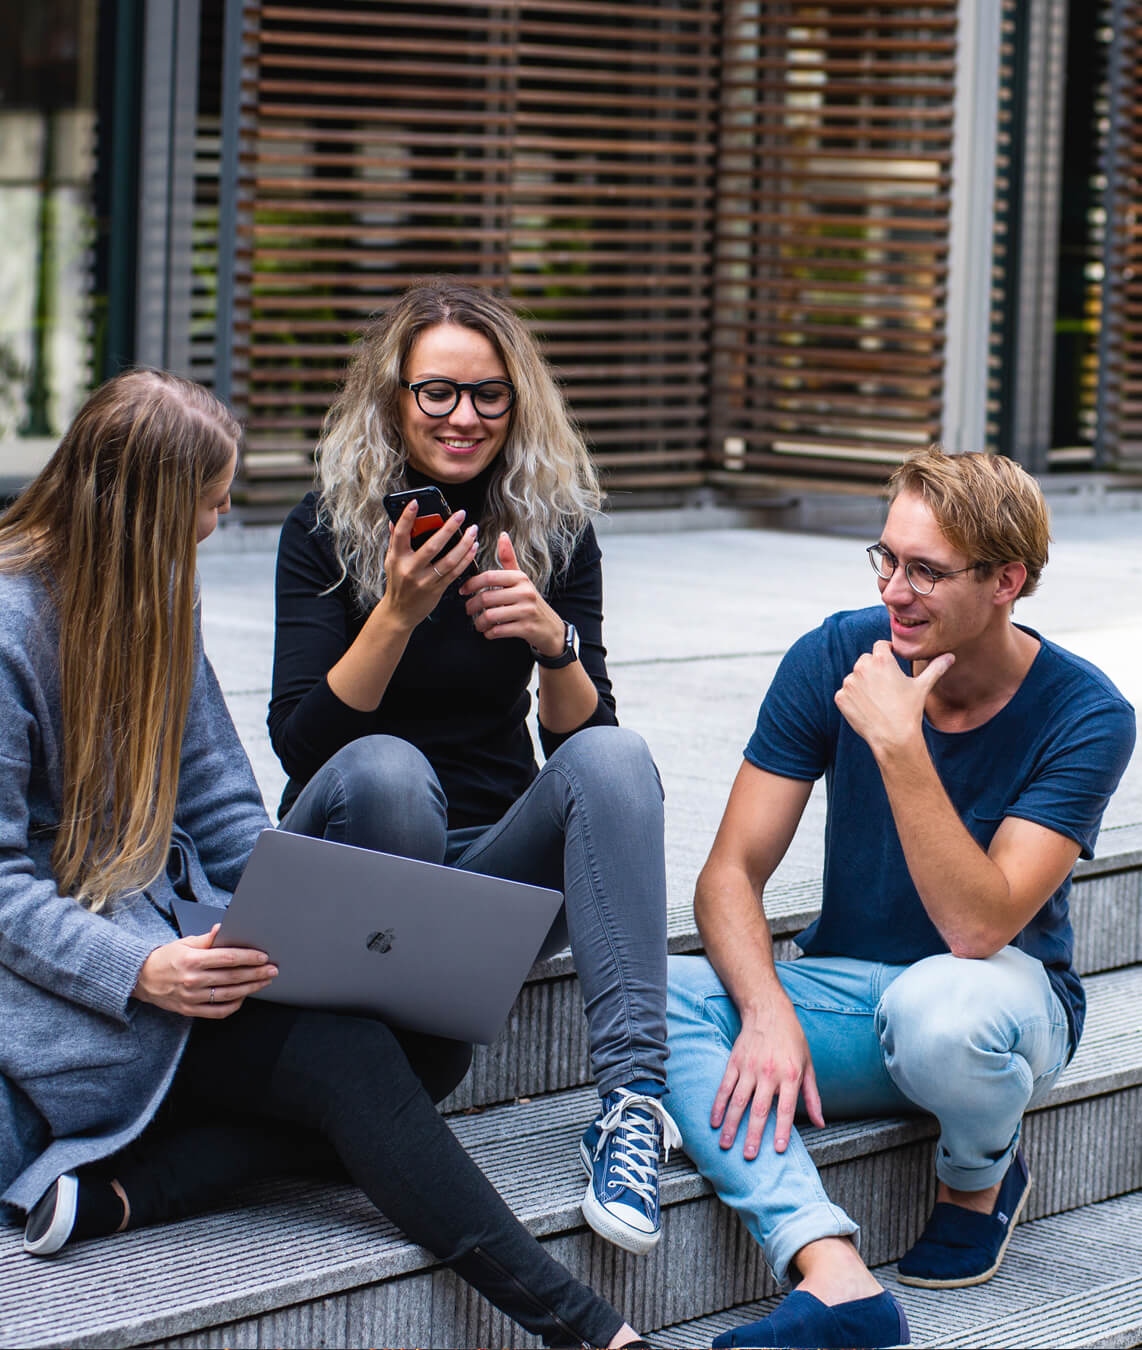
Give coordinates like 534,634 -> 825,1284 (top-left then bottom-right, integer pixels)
173,828 -> 564,1044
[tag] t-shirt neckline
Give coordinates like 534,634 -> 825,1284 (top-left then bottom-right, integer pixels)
918,620 -> 1045,738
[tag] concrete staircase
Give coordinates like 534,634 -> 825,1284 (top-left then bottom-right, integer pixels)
2,825 -> 1140,1349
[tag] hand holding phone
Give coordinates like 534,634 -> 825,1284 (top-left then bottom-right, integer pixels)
382,485 -> 479,593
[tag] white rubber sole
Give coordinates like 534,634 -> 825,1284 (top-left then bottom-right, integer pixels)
580,1179 -> 661,1255
24,1174 -> 78,1257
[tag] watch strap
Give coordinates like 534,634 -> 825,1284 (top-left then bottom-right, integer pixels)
531,621 -> 579,669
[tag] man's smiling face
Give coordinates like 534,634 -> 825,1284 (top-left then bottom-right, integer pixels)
875,490 -> 998,663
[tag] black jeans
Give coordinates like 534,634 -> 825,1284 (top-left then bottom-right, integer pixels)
97,1001 -> 622,1348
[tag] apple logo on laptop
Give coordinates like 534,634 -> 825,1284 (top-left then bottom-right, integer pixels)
367,928 -> 395,955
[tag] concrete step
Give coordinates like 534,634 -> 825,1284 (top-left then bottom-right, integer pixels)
4,964 -> 1140,1349
659,1189 -> 1142,1348
445,826 -> 1142,1112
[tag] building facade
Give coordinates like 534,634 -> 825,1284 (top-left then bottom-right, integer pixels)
2,0 -> 1139,513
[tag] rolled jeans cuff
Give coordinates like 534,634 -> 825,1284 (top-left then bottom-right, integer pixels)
768,1202 -> 860,1287
935,1131 -> 1021,1193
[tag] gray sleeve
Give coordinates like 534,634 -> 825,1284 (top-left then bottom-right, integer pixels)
0,656 -> 153,1023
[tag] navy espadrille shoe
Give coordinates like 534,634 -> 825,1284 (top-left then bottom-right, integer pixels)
712,1288 -> 909,1348
897,1147 -> 1030,1288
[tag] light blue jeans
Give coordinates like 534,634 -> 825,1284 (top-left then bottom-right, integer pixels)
281,726 -> 669,1095
665,948 -> 1071,1284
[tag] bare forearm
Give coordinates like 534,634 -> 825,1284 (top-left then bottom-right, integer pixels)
837,641 -> 1079,958
695,847 -> 827,1152
695,860 -> 788,1018
876,737 -> 1015,956
695,766 -> 814,1016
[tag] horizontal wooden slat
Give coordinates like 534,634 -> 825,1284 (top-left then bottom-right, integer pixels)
258,55 -> 719,93
238,245 -> 710,264
709,0 -> 957,478
718,448 -> 915,476
250,127 -> 718,161
220,0 -> 966,508
1099,6 -> 1142,461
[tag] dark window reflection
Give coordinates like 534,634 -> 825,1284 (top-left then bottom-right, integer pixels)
0,0 -> 96,452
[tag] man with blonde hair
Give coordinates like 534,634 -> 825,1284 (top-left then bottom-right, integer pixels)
667,448 -> 1134,1348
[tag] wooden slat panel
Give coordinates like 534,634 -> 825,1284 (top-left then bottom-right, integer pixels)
224,0 -> 719,504
1099,2 -> 1142,464
709,0 -> 958,477
216,1 -> 991,506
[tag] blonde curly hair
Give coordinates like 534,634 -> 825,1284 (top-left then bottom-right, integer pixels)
315,278 -> 601,606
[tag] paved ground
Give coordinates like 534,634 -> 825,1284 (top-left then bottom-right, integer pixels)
199,505 -> 1142,911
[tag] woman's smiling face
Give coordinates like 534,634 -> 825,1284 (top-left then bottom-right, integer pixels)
399,322 -> 512,485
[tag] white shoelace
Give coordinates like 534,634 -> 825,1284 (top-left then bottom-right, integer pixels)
592,1091 -> 683,1209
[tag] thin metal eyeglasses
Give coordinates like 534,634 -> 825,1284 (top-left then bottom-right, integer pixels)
866,544 -> 978,596
400,377 -> 516,419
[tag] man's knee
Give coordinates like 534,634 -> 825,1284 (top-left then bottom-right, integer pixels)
876,954 -> 1026,1100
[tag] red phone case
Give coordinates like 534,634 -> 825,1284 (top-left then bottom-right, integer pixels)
410,514 -> 445,544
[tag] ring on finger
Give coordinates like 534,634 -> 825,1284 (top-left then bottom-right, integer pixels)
209,987 -> 216,1004
431,564 -> 444,579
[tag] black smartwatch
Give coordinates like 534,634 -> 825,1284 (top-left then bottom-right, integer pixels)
531,621 -> 579,669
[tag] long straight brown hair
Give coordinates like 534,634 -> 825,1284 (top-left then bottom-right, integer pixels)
0,370 -> 239,913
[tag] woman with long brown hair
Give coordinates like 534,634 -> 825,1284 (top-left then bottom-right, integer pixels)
0,369 -> 645,1349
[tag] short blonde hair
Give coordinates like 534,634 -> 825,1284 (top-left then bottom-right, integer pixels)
888,446 -> 1050,598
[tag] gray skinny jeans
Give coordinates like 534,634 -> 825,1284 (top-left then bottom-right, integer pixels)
280,725 -> 669,1095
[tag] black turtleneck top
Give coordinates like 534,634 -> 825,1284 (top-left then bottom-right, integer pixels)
267,467 -> 618,827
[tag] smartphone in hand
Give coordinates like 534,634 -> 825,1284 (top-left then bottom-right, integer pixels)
382,486 -> 478,581
382,486 -> 452,549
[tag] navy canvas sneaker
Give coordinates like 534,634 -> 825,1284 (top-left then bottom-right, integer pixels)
579,1087 -> 681,1254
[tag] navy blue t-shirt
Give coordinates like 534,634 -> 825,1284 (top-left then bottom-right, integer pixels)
745,606 -> 1136,1052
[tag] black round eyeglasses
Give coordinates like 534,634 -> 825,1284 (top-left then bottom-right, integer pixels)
400,378 -> 516,419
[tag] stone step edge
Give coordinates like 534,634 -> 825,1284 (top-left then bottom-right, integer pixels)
449,965 -> 1142,1227
653,1190 -> 1142,1350
444,961 -> 1139,1147
925,1274 -> 1142,1349
534,826 -> 1142,981
4,966 -> 1139,1350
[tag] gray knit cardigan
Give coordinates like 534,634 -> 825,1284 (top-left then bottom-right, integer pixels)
0,569 -> 270,1216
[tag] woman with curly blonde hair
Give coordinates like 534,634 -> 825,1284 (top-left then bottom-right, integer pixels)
269,278 -> 677,1258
